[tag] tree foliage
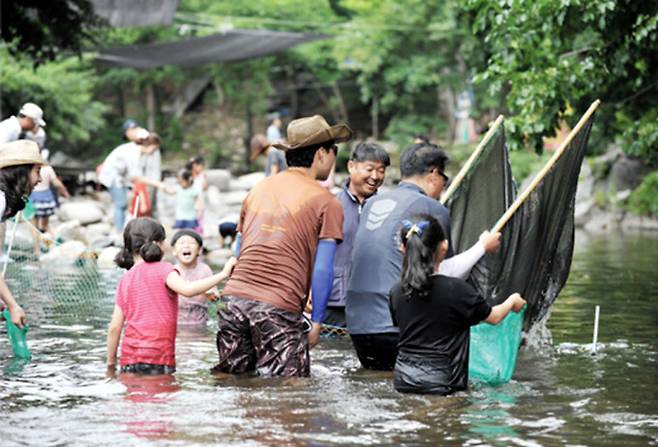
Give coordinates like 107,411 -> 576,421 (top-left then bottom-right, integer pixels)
0,50 -> 108,149
1,0 -> 102,66
464,0 -> 658,160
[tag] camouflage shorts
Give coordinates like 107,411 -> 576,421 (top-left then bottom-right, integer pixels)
212,295 -> 310,377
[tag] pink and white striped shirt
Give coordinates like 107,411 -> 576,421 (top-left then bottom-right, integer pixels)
116,261 -> 179,367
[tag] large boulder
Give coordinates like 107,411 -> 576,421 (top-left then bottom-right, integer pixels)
53,220 -> 88,245
40,240 -> 87,264
230,172 -> 265,191
610,155 -> 650,192
205,169 -> 232,192
97,246 -> 121,269
57,201 -> 105,225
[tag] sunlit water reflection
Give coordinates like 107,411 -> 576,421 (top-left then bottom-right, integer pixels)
1,230 -> 657,446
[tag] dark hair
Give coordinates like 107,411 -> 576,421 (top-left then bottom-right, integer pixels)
144,132 -> 160,146
400,143 -> 449,178
171,229 -> 203,247
350,142 -> 390,167
399,214 -> 446,299
0,164 -> 35,221
285,140 -> 334,168
178,168 -> 193,184
186,155 -> 205,171
114,217 -> 166,269
414,133 -> 430,144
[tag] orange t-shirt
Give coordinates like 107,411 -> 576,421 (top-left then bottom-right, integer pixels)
222,169 -> 343,313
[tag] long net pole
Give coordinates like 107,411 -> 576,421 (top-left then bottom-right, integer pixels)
440,114 -> 505,204
491,99 -> 601,233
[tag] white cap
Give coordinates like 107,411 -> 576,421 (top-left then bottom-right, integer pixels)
19,103 -> 46,127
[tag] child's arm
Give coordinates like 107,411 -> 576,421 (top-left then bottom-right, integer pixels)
52,175 -> 70,199
194,193 -> 204,212
484,293 -> 526,325
166,257 -> 237,297
106,304 -> 125,378
0,277 -> 27,328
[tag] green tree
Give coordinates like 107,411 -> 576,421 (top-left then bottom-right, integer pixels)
0,50 -> 108,150
464,0 -> 658,160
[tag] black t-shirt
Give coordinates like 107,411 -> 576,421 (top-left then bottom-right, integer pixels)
389,275 -> 492,388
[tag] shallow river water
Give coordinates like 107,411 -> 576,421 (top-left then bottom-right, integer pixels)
1,230 -> 657,446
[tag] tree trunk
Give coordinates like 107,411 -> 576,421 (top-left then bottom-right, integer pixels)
371,95 -> 379,139
331,81 -> 349,123
146,84 -> 156,131
245,99 -> 253,168
438,85 -> 456,143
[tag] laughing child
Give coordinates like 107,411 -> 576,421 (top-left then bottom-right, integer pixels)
171,229 -> 215,326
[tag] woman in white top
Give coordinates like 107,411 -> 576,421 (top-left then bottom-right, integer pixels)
0,140 -> 43,329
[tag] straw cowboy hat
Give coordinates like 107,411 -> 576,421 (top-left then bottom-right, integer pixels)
273,115 -> 353,151
0,140 -> 44,169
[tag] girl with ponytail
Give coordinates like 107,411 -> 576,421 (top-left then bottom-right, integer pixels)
106,217 -> 237,377
389,214 -> 526,395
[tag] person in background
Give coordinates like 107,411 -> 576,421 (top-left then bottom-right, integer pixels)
413,133 -> 431,145
214,115 -> 349,377
186,156 -> 208,234
171,229 -> 215,327
0,140 -> 43,328
139,132 -> 162,218
98,128 -> 166,232
390,215 -> 526,395
29,155 -> 70,252
218,214 -> 239,249
323,142 -> 390,329
106,218 -> 237,377
266,117 -> 283,144
165,168 -> 203,230
0,103 -> 45,144
0,103 -> 46,261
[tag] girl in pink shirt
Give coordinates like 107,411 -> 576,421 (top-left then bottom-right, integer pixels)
106,217 -> 237,377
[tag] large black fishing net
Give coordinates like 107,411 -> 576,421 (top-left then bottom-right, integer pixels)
446,115 -> 595,331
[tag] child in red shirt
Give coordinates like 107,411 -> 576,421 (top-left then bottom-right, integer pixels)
106,217 -> 236,377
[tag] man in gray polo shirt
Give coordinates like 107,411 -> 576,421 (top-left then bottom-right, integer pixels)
346,142 -> 501,370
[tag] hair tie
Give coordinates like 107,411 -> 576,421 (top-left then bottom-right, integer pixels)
402,219 -> 430,239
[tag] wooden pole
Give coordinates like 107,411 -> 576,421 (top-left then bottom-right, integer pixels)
440,114 -> 505,204
491,99 -> 601,233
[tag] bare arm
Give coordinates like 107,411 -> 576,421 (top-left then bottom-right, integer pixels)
165,258 -> 237,297
195,193 -> 204,212
52,176 -> 70,199
0,277 -> 27,328
485,293 -> 526,325
106,304 -> 125,376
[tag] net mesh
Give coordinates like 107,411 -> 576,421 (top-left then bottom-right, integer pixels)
447,114 -> 596,383
2,216 -> 120,325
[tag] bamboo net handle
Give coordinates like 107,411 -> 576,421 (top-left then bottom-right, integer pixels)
491,99 -> 601,233
440,114 -> 505,204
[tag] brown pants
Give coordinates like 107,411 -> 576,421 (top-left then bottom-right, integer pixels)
212,296 -> 310,377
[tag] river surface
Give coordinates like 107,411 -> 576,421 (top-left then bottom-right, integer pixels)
1,230 -> 657,446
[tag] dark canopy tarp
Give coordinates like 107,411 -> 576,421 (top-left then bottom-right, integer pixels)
95,29 -> 326,69
90,0 -> 179,27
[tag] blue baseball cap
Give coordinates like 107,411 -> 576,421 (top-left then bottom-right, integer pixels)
122,119 -> 138,133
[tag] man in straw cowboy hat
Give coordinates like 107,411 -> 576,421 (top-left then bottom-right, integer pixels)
0,140 -> 43,329
214,115 -> 351,377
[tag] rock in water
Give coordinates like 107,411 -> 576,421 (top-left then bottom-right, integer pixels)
41,240 -> 87,264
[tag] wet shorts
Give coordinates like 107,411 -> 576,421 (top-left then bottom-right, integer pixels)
121,363 -> 176,375
212,295 -> 310,377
